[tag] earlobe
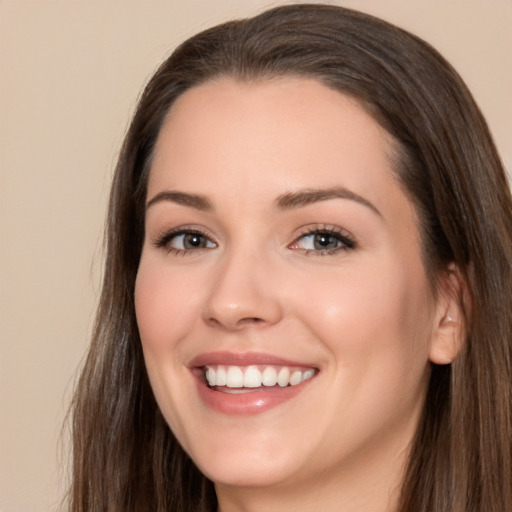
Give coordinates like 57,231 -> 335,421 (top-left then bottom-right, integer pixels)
429,265 -> 467,365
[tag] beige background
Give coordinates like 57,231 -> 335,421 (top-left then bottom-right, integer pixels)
0,1 -> 510,511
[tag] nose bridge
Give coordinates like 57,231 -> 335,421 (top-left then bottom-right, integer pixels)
203,240 -> 282,330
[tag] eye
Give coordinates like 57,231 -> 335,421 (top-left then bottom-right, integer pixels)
171,232 -> 215,250
154,228 -> 216,254
289,227 -> 356,255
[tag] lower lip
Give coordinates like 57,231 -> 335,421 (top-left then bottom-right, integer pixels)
194,373 -> 315,416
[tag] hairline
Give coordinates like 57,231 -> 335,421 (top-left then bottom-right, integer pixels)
141,71 -> 440,291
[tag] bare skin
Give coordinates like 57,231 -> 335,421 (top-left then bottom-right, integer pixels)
135,77 -> 463,512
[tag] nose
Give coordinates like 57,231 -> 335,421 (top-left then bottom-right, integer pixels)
202,247 -> 283,331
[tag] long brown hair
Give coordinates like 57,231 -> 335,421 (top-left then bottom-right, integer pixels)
68,4 -> 512,511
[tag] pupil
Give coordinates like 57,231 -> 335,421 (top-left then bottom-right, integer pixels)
314,233 -> 337,250
184,234 -> 204,248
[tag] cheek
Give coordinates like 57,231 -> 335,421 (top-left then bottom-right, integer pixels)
134,257 -> 204,437
290,258 -> 434,440
134,258 -> 203,352
288,256 -> 434,372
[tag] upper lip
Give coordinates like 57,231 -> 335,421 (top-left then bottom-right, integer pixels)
188,351 -> 318,369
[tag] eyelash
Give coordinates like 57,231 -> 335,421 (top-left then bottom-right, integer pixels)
154,227 -> 217,256
153,224 -> 356,256
289,225 -> 356,256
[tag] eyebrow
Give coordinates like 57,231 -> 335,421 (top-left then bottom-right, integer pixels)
145,186 -> 381,217
275,186 -> 382,217
146,190 -> 213,212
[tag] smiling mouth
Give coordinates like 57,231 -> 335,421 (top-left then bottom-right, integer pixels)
191,358 -> 319,415
202,364 -> 317,390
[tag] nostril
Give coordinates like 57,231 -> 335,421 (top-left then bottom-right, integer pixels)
206,317 -> 222,328
238,317 -> 264,326
202,272 -> 283,330
205,316 -> 265,330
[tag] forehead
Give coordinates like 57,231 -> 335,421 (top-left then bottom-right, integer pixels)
148,77 -> 406,218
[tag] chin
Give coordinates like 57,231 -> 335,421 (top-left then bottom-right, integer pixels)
199,456 -> 296,488
184,431 -> 304,488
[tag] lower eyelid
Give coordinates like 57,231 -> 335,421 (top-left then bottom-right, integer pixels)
289,228 -> 356,252
152,225 -> 355,255
152,225 -> 216,248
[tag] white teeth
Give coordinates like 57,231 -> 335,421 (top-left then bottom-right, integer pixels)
290,370 -> 302,386
262,366 -> 277,386
302,369 -> 315,381
204,365 -> 316,388
206,367 -> 216,386
277,367 -> 290,387
216,366 -> 227,386
226,366 -> 244,388
243,366 -> 262,388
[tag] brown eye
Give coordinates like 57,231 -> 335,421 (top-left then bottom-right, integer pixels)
162,231 -> 216,252
181,233 -> 209,249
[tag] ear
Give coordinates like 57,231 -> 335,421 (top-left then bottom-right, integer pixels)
429,264 -> 467,365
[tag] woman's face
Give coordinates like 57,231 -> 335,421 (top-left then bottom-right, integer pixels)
135,77 -> 447,494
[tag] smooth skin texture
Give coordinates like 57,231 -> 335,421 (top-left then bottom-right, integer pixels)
135,77 -> 463,512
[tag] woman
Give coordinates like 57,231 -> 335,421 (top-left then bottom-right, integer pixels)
69,4 -> 512,511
